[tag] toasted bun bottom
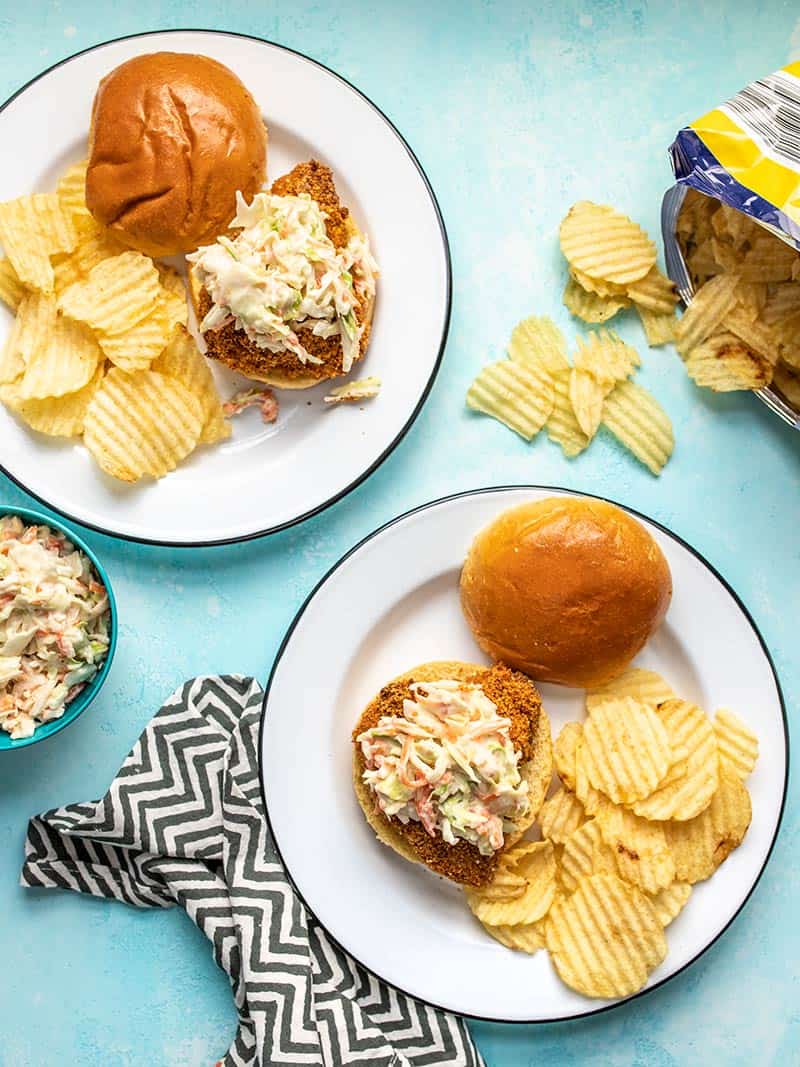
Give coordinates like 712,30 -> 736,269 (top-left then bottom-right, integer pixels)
352,661 -> 552,884
188,215 -> 374,389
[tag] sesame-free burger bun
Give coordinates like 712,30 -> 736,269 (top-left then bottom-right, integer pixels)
460,498 -> 672,689
352,660 -> 552,887
85,52 -> 267,257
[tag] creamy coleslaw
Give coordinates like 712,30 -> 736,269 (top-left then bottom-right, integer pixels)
357,679 -> 529,855
189,191 -> 378,373
0,515 -> 110,740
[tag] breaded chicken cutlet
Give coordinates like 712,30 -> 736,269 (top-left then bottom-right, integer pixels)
352,662 -> 552,888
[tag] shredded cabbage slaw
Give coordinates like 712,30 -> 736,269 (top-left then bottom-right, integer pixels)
357,679 -> 529,855
0,515 -> 110,740
189,191 -> 378,373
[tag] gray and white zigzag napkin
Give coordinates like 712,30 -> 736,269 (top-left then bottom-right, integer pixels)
21,675 -> 483,1067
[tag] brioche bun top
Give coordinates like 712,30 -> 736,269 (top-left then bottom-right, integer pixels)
460,497 -> 672,688
85,52 -> 267,256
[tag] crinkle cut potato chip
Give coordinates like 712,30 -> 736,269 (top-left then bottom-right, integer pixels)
648,881 -> 692,927
0,257 -> 25,312
602,380 -> 674,476
482,921 -> 545,954
554,721 -> 583,792
546,873 -> 667,999
546,367 -> 590,457
774,362 -> 800,404
632,700 -> 718,822
56,160 -> 91,220
473,865 -> 527,903
466,359 -> 554,440
539,787 -> 586,844
580,697 -> 673,804
52,223 -> 127,294
574,329 -> 640,386
569,367 -> 605,439
58,251 -> 161,335
666,771 -> 752,884
563,275 -> 629,324
507,315 -> 570,374
560,201 -> 657,286
625,266 -> 678,315
0,193 -> 76,293
597,802 -> 675,894
675,272 -> 740,356
559,818 -> 617,894
713,708 -> 759,781
466,841 -> 557,926
684,333 -> 772,392
570,265 -> 627,298
99,303 -> 173,372
723,306 -> 780,364
636,304 -> 677,347
586,668 -> 676,712
1,364 -> 104,438
0,291 -> 58,385
16,310 -> 101,400
154,326 -> 229,443
83,368 -> 203,482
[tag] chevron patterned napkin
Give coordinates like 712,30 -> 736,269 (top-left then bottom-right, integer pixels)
20,675 -> 483,1067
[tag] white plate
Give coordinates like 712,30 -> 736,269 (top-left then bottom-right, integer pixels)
0,31 -> 449,544
261,486 -> 787,1022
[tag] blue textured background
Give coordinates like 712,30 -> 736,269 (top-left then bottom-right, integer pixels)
1,3 -> 799,1064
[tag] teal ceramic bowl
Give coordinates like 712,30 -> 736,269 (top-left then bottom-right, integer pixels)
0,505 -> 117,751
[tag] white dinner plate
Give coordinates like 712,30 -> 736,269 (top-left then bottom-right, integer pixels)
260,486 -> 787,1022
0,31 -> 449,544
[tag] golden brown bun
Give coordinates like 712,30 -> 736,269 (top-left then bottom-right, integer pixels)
460,498 -> 672,689
189,160 -> 374,389
352,661 -> 552,887
85,52 -> 267,256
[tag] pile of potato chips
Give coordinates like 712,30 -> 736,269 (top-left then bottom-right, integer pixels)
465,667 -> 758,999
676,189 -> 800,402
560,200 -> 679,347
0,161 -> 229,482
466,316 -> 674,475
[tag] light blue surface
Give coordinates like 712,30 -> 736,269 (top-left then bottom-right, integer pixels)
0,3 -> 798,1064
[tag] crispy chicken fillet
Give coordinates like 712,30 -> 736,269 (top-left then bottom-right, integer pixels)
353,664 -> 543,887
197,160 -> 371,383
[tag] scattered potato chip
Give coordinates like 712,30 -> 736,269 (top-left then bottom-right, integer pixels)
540,787 -> 586,844
570,266 -> 628,298
52,223 -> 127,293
586,668 -> 676,713
2,364 -> 104,437
569,367 -> 606,439
465,841 -> 556,925
0,193 -> 76,293
574,744 -> 605,816
648,881 -> 692,927
666,771 -> 751,884
0,291 -> 58,384
507,315 -> 570,374
597,803 -> 675,894
684,332 -> 772,392
482,921 -> 546,954
324,376 -> 381,404
636,305 -> 677,347
546,873 -> 667,998
157,266 -> 189,330
626,267 -> 678,315
98,304 -> 172,371
723,307 -> 780,364
467,359 -> 555,440
580,698 -> 673,804
574,329 -> 640,386
153,326 -> 230,444
56,160 -> 90,220
16,311 -> 101,400
632,700 -> 718,822
546,367 -> 590,457
602,380 -> 674,476
676,273 -> 741,356
0,257 -> 25,312
59,251 -> 161,335
559,818 -> 617,894
476,865 -> 528,902
554,721 -> 583,792
713,708 -> 759,781
560,201 -> 657,286
83,368 -> 203,482
563,275 -> 629,323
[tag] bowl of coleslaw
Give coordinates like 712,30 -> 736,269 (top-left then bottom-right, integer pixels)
0,505 -> 117,751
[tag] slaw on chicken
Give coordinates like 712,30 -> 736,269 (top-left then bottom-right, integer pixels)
189,191 -> 378,373
357,679 -> 529,855
0,515 -> 110,740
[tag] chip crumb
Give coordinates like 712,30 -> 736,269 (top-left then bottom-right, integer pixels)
324,375 -> 381,404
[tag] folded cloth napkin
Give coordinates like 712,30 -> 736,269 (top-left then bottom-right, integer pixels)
21,675 -> 483,1067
